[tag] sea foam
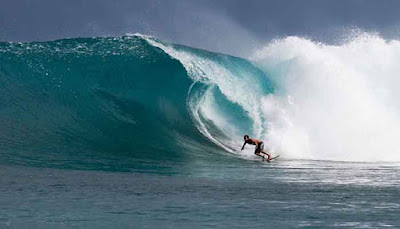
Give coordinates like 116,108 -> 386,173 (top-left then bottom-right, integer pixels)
253,34 -> 400,161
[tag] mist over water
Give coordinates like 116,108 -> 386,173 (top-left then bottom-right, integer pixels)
253,34 -> 400,162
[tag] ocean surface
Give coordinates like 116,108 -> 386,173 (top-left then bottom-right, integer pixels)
1,35 -> 400,228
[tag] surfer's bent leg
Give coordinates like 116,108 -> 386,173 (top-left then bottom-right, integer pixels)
259,142 -> 271,160
254,144 -> 265,159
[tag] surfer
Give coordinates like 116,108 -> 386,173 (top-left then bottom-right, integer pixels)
241,135 -> 271,161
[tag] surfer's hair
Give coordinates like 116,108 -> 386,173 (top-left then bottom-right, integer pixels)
244,135 -> 249,139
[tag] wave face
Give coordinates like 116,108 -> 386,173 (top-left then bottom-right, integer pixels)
1,34 -> 400,166
0,36 -> 272,168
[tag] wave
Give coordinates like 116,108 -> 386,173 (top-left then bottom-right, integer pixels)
1,33 -> 400,167
0,35 -> 272,168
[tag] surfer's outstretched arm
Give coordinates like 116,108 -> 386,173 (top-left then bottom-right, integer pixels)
241,142 -> 246,151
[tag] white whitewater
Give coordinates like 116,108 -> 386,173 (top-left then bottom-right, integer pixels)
253,34 -> 400,162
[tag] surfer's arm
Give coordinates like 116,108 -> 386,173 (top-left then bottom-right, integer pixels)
241,142 -> 246,151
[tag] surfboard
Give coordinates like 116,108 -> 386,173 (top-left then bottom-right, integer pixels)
266,155 -> 280,162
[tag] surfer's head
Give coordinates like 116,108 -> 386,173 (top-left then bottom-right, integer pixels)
244,135 -> 249,140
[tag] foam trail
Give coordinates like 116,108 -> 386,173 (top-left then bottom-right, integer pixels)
252,35 -> 400,162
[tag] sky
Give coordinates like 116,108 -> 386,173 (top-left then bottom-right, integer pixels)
2,0 -> 400,56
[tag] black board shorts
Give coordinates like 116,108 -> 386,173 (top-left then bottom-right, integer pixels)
255,142 -> 264,154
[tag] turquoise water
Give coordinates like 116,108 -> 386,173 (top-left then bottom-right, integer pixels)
0,36 -> 268,169
1,36 -> 400,228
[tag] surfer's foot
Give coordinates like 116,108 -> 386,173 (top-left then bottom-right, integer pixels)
262,153 -> 271,160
